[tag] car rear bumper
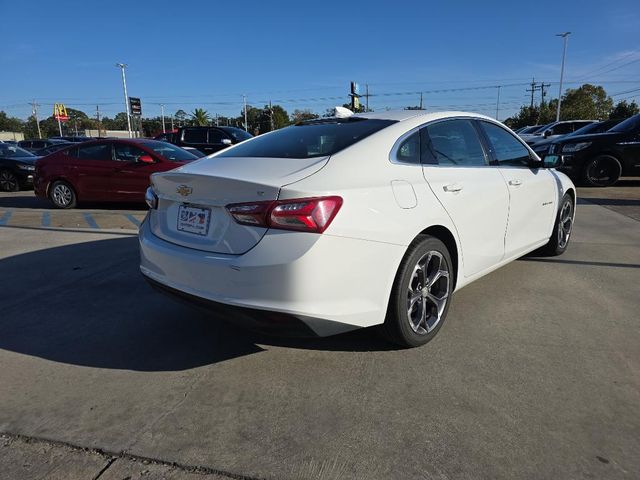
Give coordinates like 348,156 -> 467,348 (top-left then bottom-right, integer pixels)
139,219 -> 406,336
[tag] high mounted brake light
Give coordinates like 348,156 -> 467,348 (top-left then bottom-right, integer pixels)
226,196 -> 343,233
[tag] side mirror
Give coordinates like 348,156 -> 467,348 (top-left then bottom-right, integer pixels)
221,138 -> 232,146
542,154 -> 563,169
543,129 -> 551,138
138,155 -> 155,164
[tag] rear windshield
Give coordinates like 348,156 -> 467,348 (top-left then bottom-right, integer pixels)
139,141 -> 198,162
0,145 -> 35,157
216,118 -> 396,159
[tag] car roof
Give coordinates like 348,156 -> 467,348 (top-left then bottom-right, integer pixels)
354,109 -> 496,123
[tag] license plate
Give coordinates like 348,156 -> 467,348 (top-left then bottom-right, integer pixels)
177,205 -> 211,236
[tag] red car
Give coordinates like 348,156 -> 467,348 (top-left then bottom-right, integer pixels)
35,139 -> 199,208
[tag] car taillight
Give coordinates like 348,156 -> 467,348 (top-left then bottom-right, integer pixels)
226,196 -> 343,233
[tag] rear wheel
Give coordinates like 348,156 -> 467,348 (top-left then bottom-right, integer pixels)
0,169 -> 20,192
49,180 -> 77,209
383,235 -> 453,348
582,155 -> 621,187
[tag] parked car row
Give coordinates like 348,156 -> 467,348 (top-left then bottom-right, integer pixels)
515,114 -> 640,186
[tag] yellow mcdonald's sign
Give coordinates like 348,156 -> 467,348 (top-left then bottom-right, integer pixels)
53,103 -> 69,121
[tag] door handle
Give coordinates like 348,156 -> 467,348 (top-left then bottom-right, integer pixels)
508,179 -> 522,186
443,183 -> 463,193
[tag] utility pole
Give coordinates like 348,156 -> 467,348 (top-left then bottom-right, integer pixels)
365,84 -> 369,112
495,86 -> 501,121
243,94 -> 248,132
419,92 -> 423,110
170,116 -> 174,131
115,63 -> 133,138
539,82 -> 551,107
269,100 -> 274,131
526,78 -> 541,109
160,104 -> 166,133
31,100 -> 42,139
556,32 -> 571,121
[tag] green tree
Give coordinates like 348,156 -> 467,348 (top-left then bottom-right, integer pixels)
191,108 -> 210,126
560,84 -> 613,120
291,109 -> 319,124
609,100 -> 639,119
175,109 -> 188,127
0,111 -> 24,133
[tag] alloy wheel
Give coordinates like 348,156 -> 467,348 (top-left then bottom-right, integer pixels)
407,251 -> 450,335
557,200 -> 573,249
0,171 -> 18,192
52,183 -> 73,207
586,158 -> 617,186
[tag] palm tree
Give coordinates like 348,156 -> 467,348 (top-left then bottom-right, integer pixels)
191,108 -> 210,126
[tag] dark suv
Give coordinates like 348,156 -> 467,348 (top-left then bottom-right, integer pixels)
18,138 -> 70,153
547,113 -> 640,186
169,126 -> 253,155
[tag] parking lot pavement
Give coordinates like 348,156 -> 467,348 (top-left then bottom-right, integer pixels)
0,191 -> 145,232
577,178 -> 640,221
0,197 -> 639,479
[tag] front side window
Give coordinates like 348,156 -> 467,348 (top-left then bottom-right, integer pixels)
422,119 -> 487,167
208,129 -> 226,144
76,143 -> 112,161
114,144 -> 148,162
551,123 -> 573,135
480,121 -> 531,167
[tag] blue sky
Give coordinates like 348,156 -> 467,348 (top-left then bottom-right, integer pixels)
1,0 -> 639,121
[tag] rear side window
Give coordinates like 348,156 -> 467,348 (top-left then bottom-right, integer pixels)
77,143 -> 112,161
395,131 -> 421,164
216,118 -> 396,159
479,121 -> 530,167
422,119 -> 487,166
183,129 -> 207,144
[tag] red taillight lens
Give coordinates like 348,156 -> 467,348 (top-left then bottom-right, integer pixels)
226,196 -> 343,234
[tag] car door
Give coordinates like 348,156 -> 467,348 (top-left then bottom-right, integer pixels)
616,130 -> 640,175
112,143 -> 160,201
421,119 -> 509,277
73,142 -> 117,200
478,120 -> 557,258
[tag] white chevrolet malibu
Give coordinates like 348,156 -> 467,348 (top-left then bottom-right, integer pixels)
139,110 -> 575,347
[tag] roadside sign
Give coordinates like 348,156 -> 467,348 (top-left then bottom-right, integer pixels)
129,97 -> 142,116
53,103 -> 69,122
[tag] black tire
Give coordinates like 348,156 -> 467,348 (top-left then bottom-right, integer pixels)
383,235 -> 453,348
582,155 -> 621,187
542,193 -> 574,256
0,169 -> 20,192
49,180 -> 77,209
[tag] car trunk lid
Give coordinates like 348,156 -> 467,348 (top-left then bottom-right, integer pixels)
149,155 -> 329,254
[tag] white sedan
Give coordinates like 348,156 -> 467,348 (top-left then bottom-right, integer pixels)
139,110 -> 575,347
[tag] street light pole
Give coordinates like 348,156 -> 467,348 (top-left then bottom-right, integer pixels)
555,32 -> 571,122
160,104 -> 166,133
115,63 -> 133,138
243,94 -> 248,132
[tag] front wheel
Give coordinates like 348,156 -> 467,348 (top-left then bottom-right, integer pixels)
582,155 -> 621,187
383,235 -> 453,348
542,194 -> 574,256
0,169 -> 20,192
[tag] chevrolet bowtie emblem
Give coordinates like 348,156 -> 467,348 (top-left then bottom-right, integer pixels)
176,185 -> 193,197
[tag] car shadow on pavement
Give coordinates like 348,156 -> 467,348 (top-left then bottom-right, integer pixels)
0,236 -> 395,372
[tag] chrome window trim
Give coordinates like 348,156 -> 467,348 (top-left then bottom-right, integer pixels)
389,116 -> 494,168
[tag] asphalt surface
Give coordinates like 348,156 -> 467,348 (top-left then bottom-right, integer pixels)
0,189 -> 639,479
